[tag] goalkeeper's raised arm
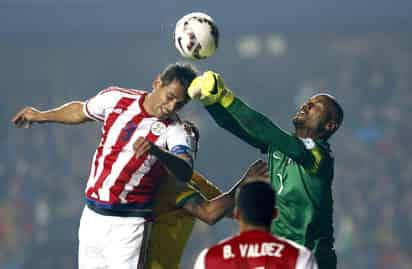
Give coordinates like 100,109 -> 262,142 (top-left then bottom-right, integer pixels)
188,71 -> 311,161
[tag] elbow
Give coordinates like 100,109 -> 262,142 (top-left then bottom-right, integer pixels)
196,204 -> 221,225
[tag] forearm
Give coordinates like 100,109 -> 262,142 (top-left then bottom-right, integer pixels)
224,97 -> 306,158
188,193 -> 235,225
150,147 -> 193,182
206,103 -> 268,152
38,101 -> 90,124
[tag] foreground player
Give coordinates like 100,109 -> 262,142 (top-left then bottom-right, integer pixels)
145,120 -> 269,269
194,181 -> 318,269
12,63 -> 198,269
188,71 -> 344,269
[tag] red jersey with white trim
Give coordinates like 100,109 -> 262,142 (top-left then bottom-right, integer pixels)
82,87 -> 195,209
194,230 -> 318,269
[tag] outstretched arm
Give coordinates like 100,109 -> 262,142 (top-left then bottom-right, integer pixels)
188,71 -> 309,160
12,101 -> 91,127
182,160 -> 268,225
220,97 -> 308,160
206,103 -> 269,153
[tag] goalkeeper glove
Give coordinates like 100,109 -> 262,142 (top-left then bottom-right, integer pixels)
188,71 -> 235,107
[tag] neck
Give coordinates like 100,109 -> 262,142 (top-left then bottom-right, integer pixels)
295,128 -> 321,140
239,221 -> 270,233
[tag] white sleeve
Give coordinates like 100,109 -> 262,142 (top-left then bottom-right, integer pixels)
193,248 -> 208,269
83,87 -> 121,121
295,248 -> 318,269
166,122 -> 196,163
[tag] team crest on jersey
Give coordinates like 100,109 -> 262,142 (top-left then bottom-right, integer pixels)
150,121 -> 167,136
300,138 -> 316,150
121,121 -> 138,141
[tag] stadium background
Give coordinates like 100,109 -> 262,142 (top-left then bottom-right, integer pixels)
2,1 -> 412,268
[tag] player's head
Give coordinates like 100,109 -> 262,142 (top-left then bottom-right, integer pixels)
150,63 -> 199,119
292,94 -> 344,140
235,181 -> 277,230
182,120 -> 200,157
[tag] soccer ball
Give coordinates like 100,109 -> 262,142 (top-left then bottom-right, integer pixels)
174,12 -> 219,60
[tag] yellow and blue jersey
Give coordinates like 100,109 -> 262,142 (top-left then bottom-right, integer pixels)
145,171 -> 221,269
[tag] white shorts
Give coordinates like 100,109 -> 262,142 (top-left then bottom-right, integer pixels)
78,206 -> 151,269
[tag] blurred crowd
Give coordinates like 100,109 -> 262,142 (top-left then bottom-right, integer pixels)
1,32 -> 411,269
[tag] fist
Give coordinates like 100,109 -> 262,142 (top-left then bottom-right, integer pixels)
188,71 -> 227,106
12,106 -> 42,128
133,137 -> 155,158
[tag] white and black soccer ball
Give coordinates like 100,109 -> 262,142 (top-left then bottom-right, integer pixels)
174,12 -> 219,60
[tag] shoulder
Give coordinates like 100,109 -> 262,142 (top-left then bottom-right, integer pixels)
99,86 -> 146,96
275,236 -> 316,263
275,235 -> 311,252
96,86 -> 148,100
278,237 -> 318,268
297,137 -> 334,174
165,118 -> 192,138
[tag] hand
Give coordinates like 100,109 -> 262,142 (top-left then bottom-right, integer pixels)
11,106 -> 43,128
133,137 -> 157,158
242,159 -> 269,183
188,71 -> 234,107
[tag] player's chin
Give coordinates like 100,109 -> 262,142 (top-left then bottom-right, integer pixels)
158,111 -> 171,120
292,117 -> 305,126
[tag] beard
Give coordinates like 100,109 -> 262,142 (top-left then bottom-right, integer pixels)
292,115 -> 305,127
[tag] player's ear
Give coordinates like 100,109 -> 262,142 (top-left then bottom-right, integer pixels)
325,121 -> 338,134
272,207 -> 278,220
152,75 -> 162,91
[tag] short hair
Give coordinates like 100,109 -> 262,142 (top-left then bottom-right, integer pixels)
237,181 -> 276,227
159,63 -> 199,92
315,93 -> 344,127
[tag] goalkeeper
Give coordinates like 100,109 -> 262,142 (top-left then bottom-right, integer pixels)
188,71 -> 344,269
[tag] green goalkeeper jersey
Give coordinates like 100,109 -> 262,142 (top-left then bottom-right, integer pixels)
206,97 -> 335,256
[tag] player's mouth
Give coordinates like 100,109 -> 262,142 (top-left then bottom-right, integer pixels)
160,107 -> 171,116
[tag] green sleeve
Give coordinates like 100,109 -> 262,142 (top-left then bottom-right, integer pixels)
208,97 -> 309,162
206,101 -> 268,153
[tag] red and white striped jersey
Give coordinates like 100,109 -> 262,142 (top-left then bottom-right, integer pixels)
194,230 -> 318,269
82,87 -> 195,209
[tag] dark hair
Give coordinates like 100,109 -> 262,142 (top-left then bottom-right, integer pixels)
159,63 -> 199,93
330,98 -> 344,128
314,94 -> 344,139
237,181 -> 276,227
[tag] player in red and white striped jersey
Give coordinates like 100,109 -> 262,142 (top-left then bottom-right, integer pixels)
12,63 -> 199,269
194,181 -> 318,269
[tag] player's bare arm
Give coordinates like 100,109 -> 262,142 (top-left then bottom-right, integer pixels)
12,101 -> 91,128
182,159 -> 268,225
133,137 -> 193,182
